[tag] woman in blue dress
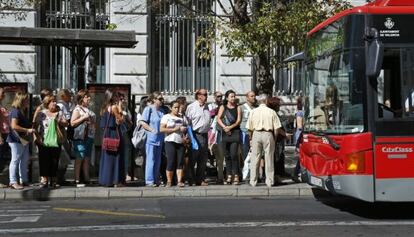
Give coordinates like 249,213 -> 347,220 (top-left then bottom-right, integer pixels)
98,89 -> 125,187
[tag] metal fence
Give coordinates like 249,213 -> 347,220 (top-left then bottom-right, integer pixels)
39,0 -> 109,92
151,0 -> 214,93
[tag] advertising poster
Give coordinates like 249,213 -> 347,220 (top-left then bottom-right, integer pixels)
0,82 -> 28,110
87,84 -> 131,146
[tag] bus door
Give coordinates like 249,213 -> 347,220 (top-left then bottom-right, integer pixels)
373,47 -> 414,201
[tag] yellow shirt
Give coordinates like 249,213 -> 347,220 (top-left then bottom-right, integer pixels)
246,104 -> 282,132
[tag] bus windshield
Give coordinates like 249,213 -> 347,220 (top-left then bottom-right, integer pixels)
303,14 -> 365,135
304,49 -> 365,135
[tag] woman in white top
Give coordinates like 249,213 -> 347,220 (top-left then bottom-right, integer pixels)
160,100 -> 188,187
70,89 -> 96,187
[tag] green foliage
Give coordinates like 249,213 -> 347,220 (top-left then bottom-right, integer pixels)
197,0 -> 351,68
106,23 -> 118,31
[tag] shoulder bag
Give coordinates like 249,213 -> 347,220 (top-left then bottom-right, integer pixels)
102,112 -> 120,152
131,107 -> 152,149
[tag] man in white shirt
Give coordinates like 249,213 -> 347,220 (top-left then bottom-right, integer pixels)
240,91 -> 256,163
186,89 -> 211,186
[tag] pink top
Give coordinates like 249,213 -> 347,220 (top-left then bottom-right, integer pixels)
0,106 -> 10,134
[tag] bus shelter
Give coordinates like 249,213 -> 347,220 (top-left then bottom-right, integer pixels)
0,26 -> 137,90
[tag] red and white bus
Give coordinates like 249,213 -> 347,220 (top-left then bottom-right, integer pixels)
298,0 -> 414,202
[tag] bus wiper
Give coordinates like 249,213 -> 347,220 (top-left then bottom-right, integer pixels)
310,131 -> 341,151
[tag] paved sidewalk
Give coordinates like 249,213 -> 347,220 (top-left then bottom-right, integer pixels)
1,182 -> 312,201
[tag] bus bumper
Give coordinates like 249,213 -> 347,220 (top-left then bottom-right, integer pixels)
302,169 -> 375,202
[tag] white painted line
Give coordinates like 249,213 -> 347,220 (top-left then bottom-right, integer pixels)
0,206 -> 51,209
2,221 -> 414,234
0,209 -> 47,212
0,214 -> 41,217
0,216 -> 40,224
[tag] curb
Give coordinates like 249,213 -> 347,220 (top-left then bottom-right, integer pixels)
1,184 -> 313,201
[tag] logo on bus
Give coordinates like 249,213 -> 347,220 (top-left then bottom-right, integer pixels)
382,147 -> 413,153
384,18 -> 395,29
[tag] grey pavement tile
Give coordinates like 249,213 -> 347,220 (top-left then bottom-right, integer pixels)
269,187 -> 300,196
237,187 -> 269,197
142,188 -> 175,198
299,187 -> 314,197
206,188 -> 237,197
174,188 -> 206,197
49,189 -> 76,199
75,188 -> 109,199
109,188 -> 143,198
4,189 -> 25,200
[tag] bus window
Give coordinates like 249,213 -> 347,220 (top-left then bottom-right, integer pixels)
377,48 -> 414,119
304,49 -> 365,134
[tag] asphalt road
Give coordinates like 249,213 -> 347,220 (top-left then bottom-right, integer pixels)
2,193 -> 414,237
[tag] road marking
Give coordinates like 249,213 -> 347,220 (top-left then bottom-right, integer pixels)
53,207 -> 165,219
0,209 -> 47,213
3,220 -> 414,234
0,206 -> 50,209
0,216 -> 40,224
0,214 -> 41,217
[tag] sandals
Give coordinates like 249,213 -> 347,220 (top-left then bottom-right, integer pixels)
177,182 -> 185,188
165,182 -> 172,188
225,175 -> 232,185
10,183 -> 24,190
233,175 -> 240,185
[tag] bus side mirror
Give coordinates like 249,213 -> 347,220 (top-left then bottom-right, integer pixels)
283,52 -> 305,63
366,28 -> 384,78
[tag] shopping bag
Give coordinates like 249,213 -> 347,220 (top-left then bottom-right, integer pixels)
187,126 -> 199,151
44,119 -> 59,147
242,151 -> 251,180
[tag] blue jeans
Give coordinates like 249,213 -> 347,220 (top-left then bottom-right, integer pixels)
9,142 -> 29,184
145,143 -> 162,185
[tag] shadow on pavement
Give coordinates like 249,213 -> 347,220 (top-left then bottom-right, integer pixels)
21,188 -> 51,201
312,188 -> 414,219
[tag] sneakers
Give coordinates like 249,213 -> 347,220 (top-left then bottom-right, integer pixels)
75,181 -> 85,188
76,183 -> 85,188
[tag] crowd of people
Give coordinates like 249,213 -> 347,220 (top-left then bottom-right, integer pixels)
0,87 -> 304,189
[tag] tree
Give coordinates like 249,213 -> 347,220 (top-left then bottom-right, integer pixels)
198,0 -> 351,94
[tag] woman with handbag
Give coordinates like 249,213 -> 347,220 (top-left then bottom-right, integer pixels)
216,90 -> 242,185
98,89 -> 125,187
34,95 -> 67,188
7,92 -> 34,190
71,89 -> 96,188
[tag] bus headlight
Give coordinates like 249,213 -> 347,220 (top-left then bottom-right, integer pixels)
345,151 -> 366,173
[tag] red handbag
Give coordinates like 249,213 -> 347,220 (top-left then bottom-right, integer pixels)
102,112 -> 120,152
